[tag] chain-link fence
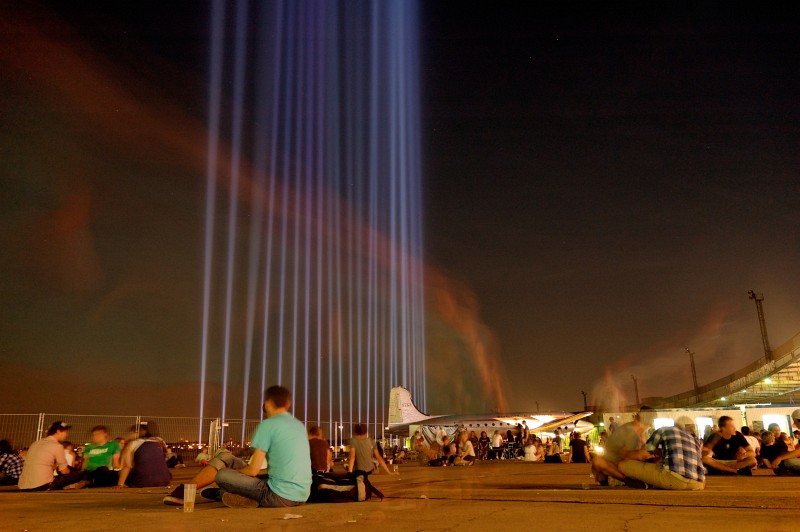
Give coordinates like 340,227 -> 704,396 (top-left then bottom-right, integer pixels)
0,414 -> 392,461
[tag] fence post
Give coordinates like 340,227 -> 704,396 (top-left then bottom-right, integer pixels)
135,416 -> 141,438
36,413 -> 45,442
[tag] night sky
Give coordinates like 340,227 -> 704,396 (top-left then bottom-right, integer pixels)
2,1 -> 799,416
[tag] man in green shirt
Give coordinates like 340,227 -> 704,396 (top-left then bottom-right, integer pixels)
75,425 -> 121,488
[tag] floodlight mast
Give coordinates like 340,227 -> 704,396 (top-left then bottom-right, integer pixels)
684,347 -> 699,392
747,290 -> 772,361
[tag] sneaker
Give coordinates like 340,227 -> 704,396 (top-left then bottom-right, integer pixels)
201,487 -> 222,501
222,492 -> 259,509
176,464 -> 186,469
623,477 -> 649,489
162,496 -> 184,506
737,466 -> 753,476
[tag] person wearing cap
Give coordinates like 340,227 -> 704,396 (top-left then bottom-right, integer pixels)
18,421 -> 82,490
764,409 -> 800,476
617,417 -> 705,490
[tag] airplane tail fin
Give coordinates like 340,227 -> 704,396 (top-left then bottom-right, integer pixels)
388,386 -> 431,425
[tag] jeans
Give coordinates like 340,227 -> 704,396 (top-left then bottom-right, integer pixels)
780,458 -> 800,474
215,468 -> 304,508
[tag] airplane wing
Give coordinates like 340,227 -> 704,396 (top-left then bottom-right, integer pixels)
530,412 -> 592,434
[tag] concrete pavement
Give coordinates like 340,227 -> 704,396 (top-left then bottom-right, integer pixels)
1,461 -> 797,531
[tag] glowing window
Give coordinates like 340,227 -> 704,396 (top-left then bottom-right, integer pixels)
695,417 -> 713,437
762,414 -> 790,434
653,418 -> 674,429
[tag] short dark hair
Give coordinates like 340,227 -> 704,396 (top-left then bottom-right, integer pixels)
91,425 -> 108,434
307,425 -> 322,437
354,423 -> 368,436
265,385 -> 291,408
718,415 -> 733,429
741,426 -> 750,436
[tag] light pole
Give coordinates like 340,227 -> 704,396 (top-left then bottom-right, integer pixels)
581,390 -> 588,411
631,375 -> 640,406
748,290 -> 772,361
684,347 -> 699,392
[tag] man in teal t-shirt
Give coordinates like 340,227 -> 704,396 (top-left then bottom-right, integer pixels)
214,386 -> 311,508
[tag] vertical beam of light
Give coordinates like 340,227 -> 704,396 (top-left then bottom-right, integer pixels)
220,0 -> 250,442
259,0 -> 285,417
301,1 -> 316,424
290,0 -> 307,413
199,0 -> 225,443
276,2 -> 297,387
314,1 -> 327,427
365,0 -> 380,432
202,0 -> 426,439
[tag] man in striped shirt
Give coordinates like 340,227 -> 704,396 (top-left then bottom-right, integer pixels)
618,419 -> 705,490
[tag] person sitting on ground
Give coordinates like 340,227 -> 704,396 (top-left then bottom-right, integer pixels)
591,417 -> 645,485
115,424 -> 171,489
195,446 -> 211,466
568,432 -> 590,464
165,447 -> 185,469
62,441 -> 77,468
392,446 -> 406,464
308,425 -> 333,473
618,417 -> 705,490
76,425 -> 121,488
0,440 -> 24,486
523,436 -> 542,462
166,386 -> 312,508
454,431 -> 476,466
702,415 -> 757,475
780,433 -> 794,452
741,426 -> 760,460
18,421 -> 82,491
348,423 -> 398,476
440,435 -> 456,465
759,432 -> 782,469
544,437 -> 563,463
211,385 -> 312,508
478,431 -> 490,460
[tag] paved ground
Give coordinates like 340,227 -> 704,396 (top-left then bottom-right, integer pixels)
1,462 -> 797,531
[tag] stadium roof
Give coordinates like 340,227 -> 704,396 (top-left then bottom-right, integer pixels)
643,331 -> 800,409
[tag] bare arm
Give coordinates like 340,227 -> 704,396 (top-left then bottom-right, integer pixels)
238,449 -> 266,477
347,448 -> 355,472
374,448 -> 397,475
772,447 -> 800,468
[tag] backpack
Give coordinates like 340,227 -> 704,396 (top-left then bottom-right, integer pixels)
310,472 -> 384,503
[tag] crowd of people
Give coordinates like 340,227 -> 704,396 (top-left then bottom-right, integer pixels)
590,409 -> 800,490
3,401 -> 799,503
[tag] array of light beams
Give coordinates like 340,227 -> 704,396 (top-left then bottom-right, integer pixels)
198,0 -> 426,442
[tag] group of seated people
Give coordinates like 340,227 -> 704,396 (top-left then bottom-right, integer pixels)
2,421 -> 177,491
411,430 -> 477,466
590,410 -> 800,492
